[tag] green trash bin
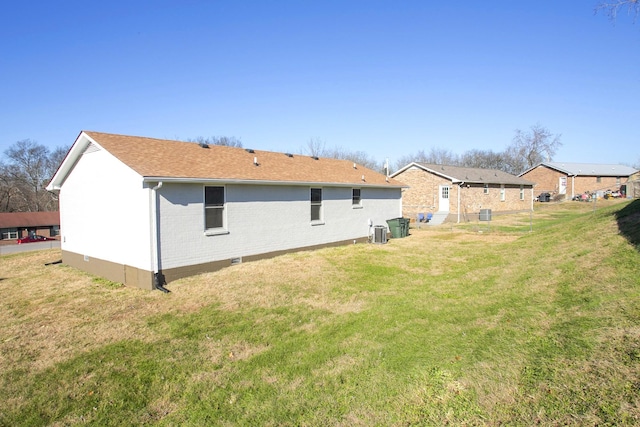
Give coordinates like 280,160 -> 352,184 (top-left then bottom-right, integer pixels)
386,218 -> 403,238
400,218 -> 410,237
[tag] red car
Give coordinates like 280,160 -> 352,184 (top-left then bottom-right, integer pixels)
16,235 -> 57,244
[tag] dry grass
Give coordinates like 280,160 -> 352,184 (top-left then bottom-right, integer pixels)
0,242 -> 375,378
1,199 -> 639,426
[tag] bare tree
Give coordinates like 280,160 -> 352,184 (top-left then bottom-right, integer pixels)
393,147 -> 460,172
187,136 -> 243,148
393,149 -> 429,172
301,137 -> 327,158
505,124 -> 562,175
596,0 -> 640,22
326,147 -> 381,171
1,139 -> 67,212
299,138 -> 383,171
459,149 -> 509,171
0,163 -> 17,212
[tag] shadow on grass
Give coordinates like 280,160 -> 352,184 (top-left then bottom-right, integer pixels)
615,199 -> 640,251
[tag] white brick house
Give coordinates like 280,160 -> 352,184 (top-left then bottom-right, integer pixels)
47,131 -> 404,290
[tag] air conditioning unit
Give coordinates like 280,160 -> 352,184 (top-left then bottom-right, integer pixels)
373,225 -> 387,244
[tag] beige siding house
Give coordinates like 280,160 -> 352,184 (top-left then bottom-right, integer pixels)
519,162 -> 638,199
391,163 -> 535,223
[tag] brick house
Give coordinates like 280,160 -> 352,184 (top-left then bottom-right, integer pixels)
47,131 -> 404,290
0,211 -> 60,241
519,162 -> 638,199
390,163 -> 534,223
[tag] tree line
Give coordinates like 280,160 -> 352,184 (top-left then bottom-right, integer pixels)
0,124 -> 576,213
4,123 -> 639,214
300,123 -> 563,176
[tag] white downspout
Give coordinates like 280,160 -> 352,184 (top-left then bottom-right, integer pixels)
150,181 -> 163,275
531,186 -> 534,211
457,182 -> 464,223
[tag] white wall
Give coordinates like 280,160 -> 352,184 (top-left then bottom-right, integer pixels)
157,183 -> 401,270
59,147 -> 152,270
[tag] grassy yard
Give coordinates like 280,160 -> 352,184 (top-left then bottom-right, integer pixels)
1,200 -> 639,426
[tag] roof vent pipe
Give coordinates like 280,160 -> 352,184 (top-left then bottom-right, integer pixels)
361,175 -> 365,181
353,162 -> 357,169
254,156 -> 259,166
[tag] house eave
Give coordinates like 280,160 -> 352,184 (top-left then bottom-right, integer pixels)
141,176 -> 407,189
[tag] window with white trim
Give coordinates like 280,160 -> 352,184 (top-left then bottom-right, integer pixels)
352,188 -> 361,206
484,184 -> 489,194
311,188 -> 322,222
205,186 -> 225,229
500,185 -> 506,201
1,228 -> 18,240
520,185 -> 525,200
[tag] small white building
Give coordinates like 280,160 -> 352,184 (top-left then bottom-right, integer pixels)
47,131 -> 404,290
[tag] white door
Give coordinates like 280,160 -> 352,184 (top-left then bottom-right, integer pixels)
559,177 -> 567,195
439,185 -> 450,212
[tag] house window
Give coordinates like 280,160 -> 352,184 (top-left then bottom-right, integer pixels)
1,228 -> 18,240
352,188 -> 361,206
519,186 -> 525,201
500,185 -> 505,201
616,177 -> 621,185
311,188 -> 322,222
596,177 -> 602,183
484,184 -> 489,194
441,186 -> 449,199
205,186 -> 225,229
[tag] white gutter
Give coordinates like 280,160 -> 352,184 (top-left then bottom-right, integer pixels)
141,176 -> 407,189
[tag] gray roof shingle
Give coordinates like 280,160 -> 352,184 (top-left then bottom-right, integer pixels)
405,163 -> 534,185
536,162 -> 637,177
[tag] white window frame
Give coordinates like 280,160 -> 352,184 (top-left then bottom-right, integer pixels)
1,228 -> 18,240
204,185 -> 227,233
352,188 -> 362,208
519,185 -> 525,201
500,185 -> 506,202
311,188 -> 323,224
484,184 -> 489,194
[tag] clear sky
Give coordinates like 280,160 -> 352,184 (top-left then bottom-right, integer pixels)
1,1 -> 639,169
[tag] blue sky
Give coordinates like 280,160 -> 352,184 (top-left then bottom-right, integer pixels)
1,1 -> 639,169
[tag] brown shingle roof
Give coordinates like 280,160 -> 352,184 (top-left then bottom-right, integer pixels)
0,211 -> 60,228
83,131 -> 403,187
